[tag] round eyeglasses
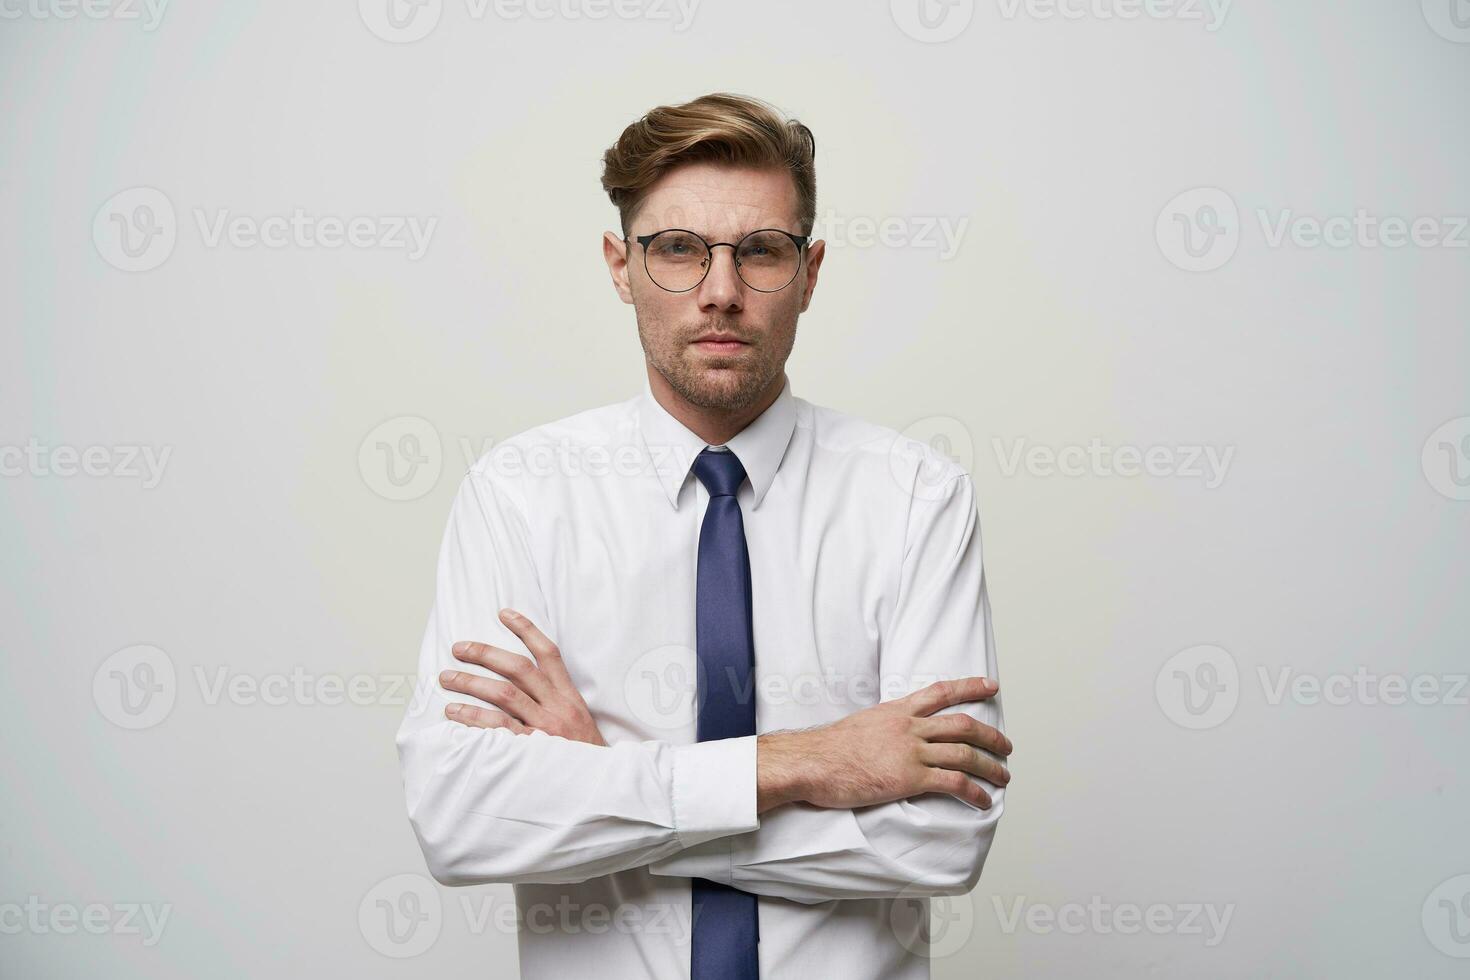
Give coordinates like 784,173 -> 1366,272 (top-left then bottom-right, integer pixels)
626,228 -> 811,293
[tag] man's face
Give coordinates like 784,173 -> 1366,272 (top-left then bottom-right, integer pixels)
603,162 -> 825,413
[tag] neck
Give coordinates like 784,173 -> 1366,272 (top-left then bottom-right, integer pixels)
646,366 -> 785,446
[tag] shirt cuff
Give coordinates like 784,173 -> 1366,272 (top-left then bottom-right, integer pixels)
648,835 -> 738,884
651,797 -> 873,885
668,735 -> 759,851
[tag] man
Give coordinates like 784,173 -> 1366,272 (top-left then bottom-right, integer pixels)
395,92 -> 1011,980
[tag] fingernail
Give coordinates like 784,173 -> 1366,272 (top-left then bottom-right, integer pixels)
983,678 -> 997,692
446,704 -> 461,718
500,608 -> 519,621
452,641 -> 470,655
439,670 -> 456,685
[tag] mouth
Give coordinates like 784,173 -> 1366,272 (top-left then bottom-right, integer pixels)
690,334 -> 750,354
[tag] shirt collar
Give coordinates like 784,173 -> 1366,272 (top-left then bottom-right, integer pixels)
635,374 -> 797,511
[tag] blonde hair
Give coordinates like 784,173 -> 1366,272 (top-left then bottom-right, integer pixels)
600,92 -> 817,238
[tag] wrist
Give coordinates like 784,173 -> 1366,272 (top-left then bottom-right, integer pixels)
755,731 -> 811,813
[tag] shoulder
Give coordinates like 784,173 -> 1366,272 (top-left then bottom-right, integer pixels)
797,396 -> 972,497
462,395 -> 636,498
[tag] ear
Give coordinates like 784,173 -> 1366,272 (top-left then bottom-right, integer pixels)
797,239 -> 826,314
602,231 -> 635,305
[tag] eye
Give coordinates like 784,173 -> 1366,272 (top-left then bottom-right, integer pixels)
650,233 -> 703,259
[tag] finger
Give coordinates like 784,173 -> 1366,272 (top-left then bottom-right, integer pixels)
452,639 -> 555,703
498,609 -> 576,690
914,713 -> 1013,757
903,677 -> 998,717
445,702 -> 529,734
919,741 -> 1011,788
439,668 -> 552,728
924,767 -> 993,809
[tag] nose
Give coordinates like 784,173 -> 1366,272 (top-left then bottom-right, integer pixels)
695,243 -> 744,313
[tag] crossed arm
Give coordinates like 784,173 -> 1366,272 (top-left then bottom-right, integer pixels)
395,464 -> 1010,904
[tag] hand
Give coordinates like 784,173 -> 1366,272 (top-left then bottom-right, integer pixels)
440,608 -> 607,746
756,677 -> 1011,812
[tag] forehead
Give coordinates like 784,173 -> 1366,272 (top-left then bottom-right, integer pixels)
631,161 -> 801,237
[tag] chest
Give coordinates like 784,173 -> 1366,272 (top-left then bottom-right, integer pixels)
525,477 -> 906,740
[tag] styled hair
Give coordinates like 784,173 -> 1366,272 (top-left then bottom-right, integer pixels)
600,92 -> 817,238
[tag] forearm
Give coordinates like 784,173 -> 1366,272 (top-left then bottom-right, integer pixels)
398,466 -> 764,886
656,715 -> 1005,904
398,717 -> 759,886
650,797 -> 1002,904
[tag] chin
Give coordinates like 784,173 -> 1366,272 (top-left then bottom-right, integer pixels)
675,373 -> 751,410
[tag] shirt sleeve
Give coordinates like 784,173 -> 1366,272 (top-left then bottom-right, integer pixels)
646,469 -> 1006,904
395,464 -> 760,886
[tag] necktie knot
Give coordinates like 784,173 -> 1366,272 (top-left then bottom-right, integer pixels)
692,448 -> 747,499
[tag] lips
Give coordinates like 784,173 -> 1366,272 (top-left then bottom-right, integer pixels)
692,337 -> 749,356
691,334 -> 748,345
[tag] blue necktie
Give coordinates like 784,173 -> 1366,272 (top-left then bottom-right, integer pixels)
689,447 -> 759,980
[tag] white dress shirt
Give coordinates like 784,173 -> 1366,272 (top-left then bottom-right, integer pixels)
395,374 -> 1005,979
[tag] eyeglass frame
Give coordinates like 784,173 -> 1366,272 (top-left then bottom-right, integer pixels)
623,227 -> 813,293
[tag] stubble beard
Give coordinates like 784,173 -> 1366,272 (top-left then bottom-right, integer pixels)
636,309 -> 796,413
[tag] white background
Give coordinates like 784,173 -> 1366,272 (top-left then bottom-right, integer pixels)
2,0 -> 1468,976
